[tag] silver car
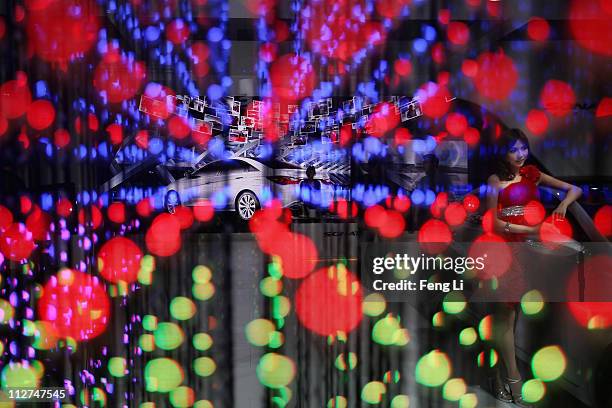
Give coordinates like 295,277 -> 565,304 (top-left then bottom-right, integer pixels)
164,157 -> 313,220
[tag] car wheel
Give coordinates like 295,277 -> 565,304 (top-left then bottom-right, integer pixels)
236,191 -> 259,220
165,190 -> 181,214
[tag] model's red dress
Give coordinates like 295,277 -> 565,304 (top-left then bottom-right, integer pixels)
495,165 -> 542,302
497,165 -> 541,239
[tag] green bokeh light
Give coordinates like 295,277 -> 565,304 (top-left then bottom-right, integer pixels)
442,378 -> 466,401
256,353 -> 296,389
0,299 -> 14,324
139,334 -> 155,352
532,345 -> 566,381
142,315 -> 158,331
192,282 -> 215,301
32,320 -> 59,350
361,381 -> 386,404
478,315 -> 493,341
154,322 -> 185,350
192,265 -> 212,284
193,333 -> 213,351
260,277 -> 282,297
522,379 -> 546,403
521,290 -> 545,315
272,296 -> 291,319
390,394 -> 410,408
459,327 -> 477,346
459,393 -> 477,408
245,319 -> 276,347
170,297 -> 196,321
193,400 -> 213,408
415,350 -> 451,387
170,386 -> 195,408
442,292 -> 466,314
334,352 -> 358,371
327,396 -> 348,408
372,315 -> 401,345
108,357 -> 127,377
363,293 -> 386,317
432,312 -> 445,327
144,358 -> 184,393
1,362 -> 39,388
193,357 -> 216,377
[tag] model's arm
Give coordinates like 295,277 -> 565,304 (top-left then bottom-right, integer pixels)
487,175 -> 539,235
538,172 -> 582,218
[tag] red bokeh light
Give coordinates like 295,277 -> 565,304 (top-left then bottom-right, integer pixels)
417,82 -> 451,119
438,9 -> 450,25
376,0 -> 411,19
394,59 -> 412,77
295,265 -> 363,336
569,0 -> 612,56
26,0 -> 100,66
594,205 -> 611,237
393,196 -> 411,213
20,196 -> 33,214
431,42 -> 446,64
523,200 -> 546,226
106,123 -> 123,145
365,205 -> 387,229
448,21 -> 470,45
527,17 -> 550,41
38,269 -> 110,341
93,50 -> 146,104
539,215 -> 574,249
463,127 -> 480,147
259,42 -> 277,63
168,116 -> 191,140
270,54 -> 316,103
193,199 -> 215,222
444,202 -> 467,226
445,112 -> 468,136
268,231 -> 318,279
146,213 -> 181,256
108,202 -> 126,224
378,210 -> 405,238
334,199 -> 358,219
167,19 -> 190,44
141,83 -> 175,120
0,222 -> 35,261
173,206 -> 194,230
97,237 -> 143,283
468,233 -> 512,279
53,129 -> 71,148
0,78 -> 32,119
473,51 -> 518,100
78,205 -> 103,229
567,255 -> 612,328
0,205 -> 13,231
461,59 -> 478,78
135,130 -> 149,149
418,219 -> 452,254
26,100 -> 56,130
56,198 -> 73,218
366,102 -> 400,137
0,116 -> 7,138
26,208 -> 51,241
596,97 -> 612,118
525,109 -> 549,135
463,194 -> 480,213
482,208 -> 495,234
540,80 -> 576,117
136,198 -> 153,218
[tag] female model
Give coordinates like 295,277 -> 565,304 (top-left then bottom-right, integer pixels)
486,128 -> 582,406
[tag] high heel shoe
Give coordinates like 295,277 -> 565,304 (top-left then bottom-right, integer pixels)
488,376 -> 512,403
505,377 -> 532,407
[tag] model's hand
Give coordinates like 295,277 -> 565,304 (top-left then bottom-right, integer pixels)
528,224 -> 542,235
553,202 -> 568,219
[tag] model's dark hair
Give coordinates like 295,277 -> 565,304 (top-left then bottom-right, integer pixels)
493,128 -> 530,181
